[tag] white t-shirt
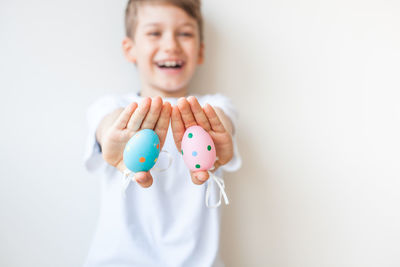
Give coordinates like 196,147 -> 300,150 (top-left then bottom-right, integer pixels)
83,92 -> 241,267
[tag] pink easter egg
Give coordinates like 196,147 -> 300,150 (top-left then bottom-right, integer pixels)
181,125 -> 216,171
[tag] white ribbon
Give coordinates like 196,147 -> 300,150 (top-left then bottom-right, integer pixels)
122,151 -> 229,208
205,171 -> 229,208
121,169 -> 134,197
151,150 -> 173,172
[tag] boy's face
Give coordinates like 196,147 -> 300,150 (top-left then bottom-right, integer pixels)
123,3 -> 204,96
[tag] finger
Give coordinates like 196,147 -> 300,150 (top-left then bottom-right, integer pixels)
203,104 -> 226,133
141,96 -> 163,129
171,105 -> 185,150
134,171 -> 153,188
190,171 -> 210,185
154,102 -> 172,148
127,97 -> 152,131
177,97 -> 197,129
187,96 -> 211,131
113,102 -> 138,130
210,160 -> 222,173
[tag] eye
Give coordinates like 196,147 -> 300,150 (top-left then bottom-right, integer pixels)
148,32 -> 161,36
179,32 -> 194,37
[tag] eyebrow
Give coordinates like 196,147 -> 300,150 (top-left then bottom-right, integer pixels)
142,22 -> 196,28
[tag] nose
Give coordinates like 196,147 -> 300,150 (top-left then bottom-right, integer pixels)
162,32 -> 181,54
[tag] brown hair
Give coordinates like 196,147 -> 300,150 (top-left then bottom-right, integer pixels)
125,0 -> 203,43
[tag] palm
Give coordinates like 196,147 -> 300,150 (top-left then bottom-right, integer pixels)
101,126 -> 136,168
171,96 -> 234,184
100,97 -> 171,188
207,130 -> 233,165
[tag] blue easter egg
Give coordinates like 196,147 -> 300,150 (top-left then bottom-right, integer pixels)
123,129 -> 160,172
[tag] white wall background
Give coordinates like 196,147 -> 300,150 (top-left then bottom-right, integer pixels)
1,0 -> 399,266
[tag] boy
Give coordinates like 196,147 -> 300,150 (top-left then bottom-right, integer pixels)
84,0 -> 241,266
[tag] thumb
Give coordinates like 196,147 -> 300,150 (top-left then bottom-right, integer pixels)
190,170 -> 209,185
134,171 -> 154,188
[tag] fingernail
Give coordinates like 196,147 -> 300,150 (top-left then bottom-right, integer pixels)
134,176 -> 144,183
196,173 -> 207,182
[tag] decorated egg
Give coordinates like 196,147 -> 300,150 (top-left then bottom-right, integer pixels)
181,125 -> 216,171
123,129 -> 160,172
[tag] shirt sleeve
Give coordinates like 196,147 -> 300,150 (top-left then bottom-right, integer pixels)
83,94 -> 123,173
199,93 -> 242,173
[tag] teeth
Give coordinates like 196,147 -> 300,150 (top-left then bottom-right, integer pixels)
157,60 -> 183,67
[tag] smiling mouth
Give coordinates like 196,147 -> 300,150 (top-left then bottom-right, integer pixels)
155,60 -> 185,70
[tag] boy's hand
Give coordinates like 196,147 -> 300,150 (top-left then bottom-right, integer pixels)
171,96 -> 234,185
100,96 -> 172,188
